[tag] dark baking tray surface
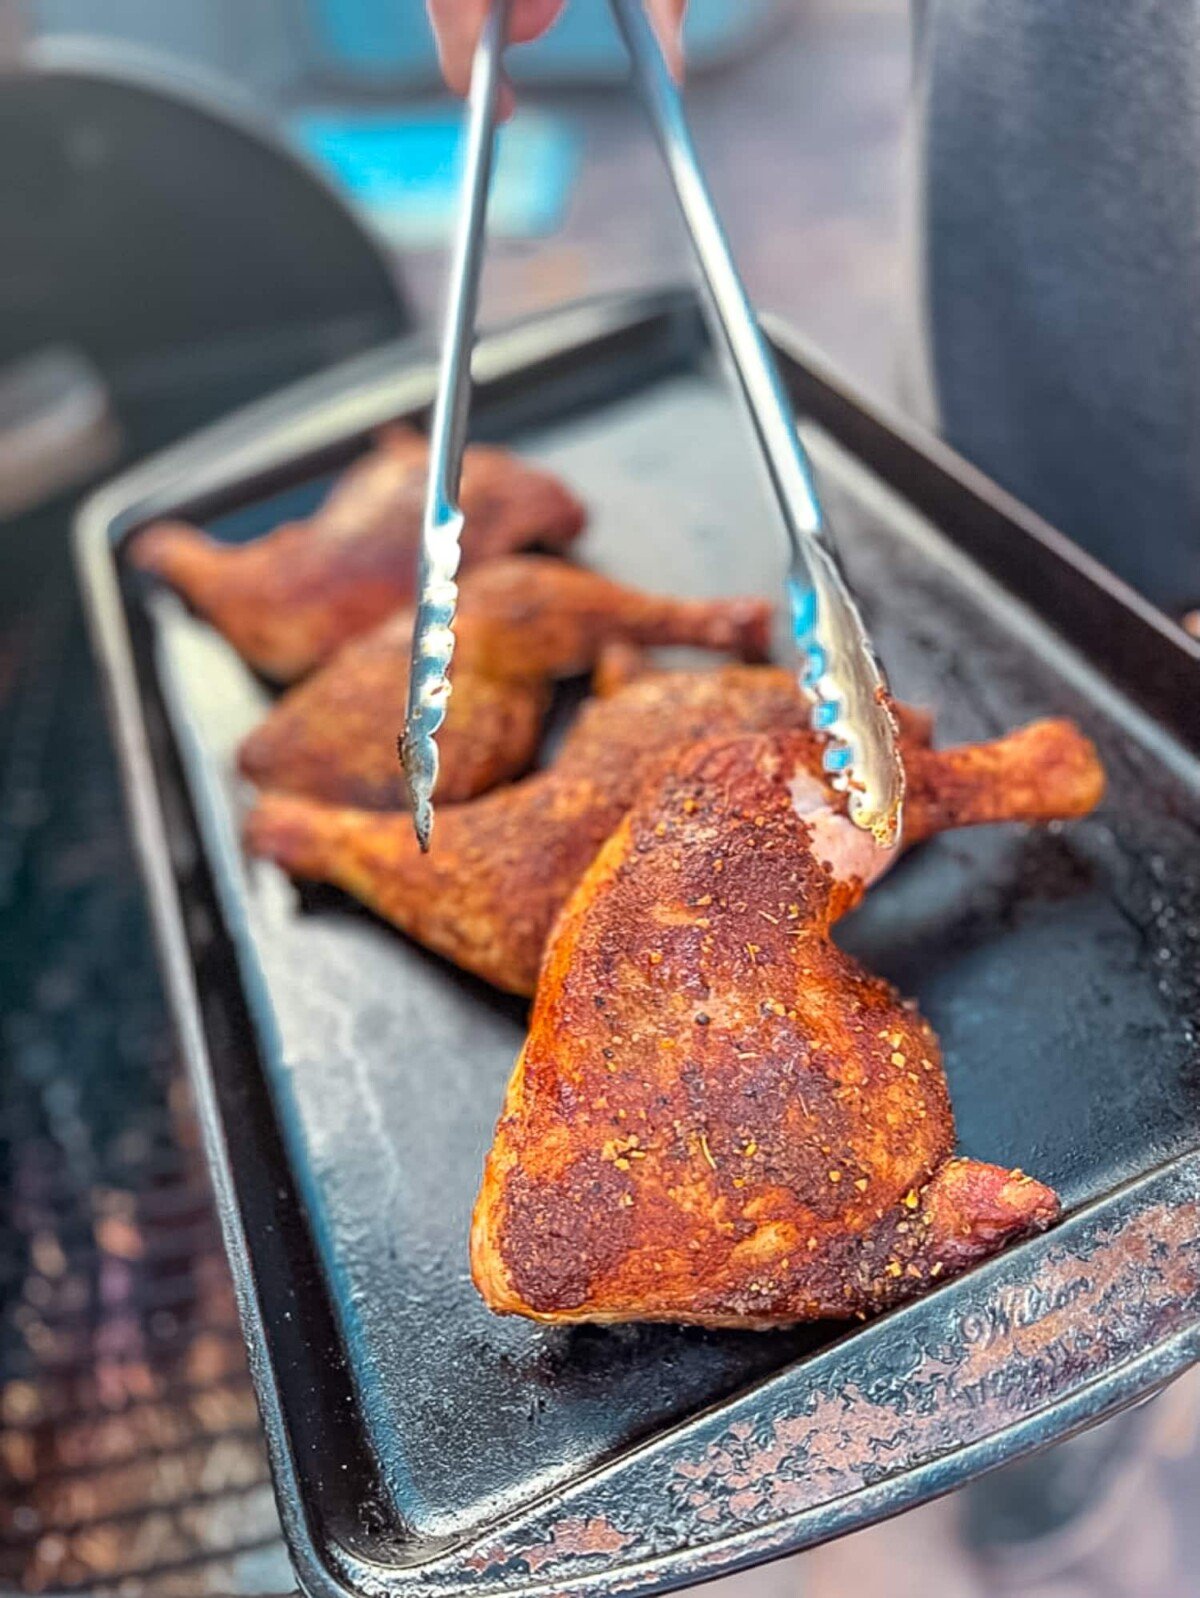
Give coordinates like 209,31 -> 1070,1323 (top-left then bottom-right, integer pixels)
78,290 -> 1200,1598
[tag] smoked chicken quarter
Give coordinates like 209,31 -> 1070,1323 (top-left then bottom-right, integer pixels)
470,730 -> 1079,1327
130,428 -> 585,681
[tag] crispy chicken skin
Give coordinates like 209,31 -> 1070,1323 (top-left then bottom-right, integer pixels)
129,428 -> 585,681
246,665 -> 1105,997
246,666 -> 808,992
470,732 -> 1062,1327
237,556 -> 773,809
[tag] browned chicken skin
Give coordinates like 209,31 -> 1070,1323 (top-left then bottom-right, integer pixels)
247,666 -> 807,991
246,664 -> 1105,997
238,557 -> 773,809
129,428 -> 585,681
470,731 -> 1065,1327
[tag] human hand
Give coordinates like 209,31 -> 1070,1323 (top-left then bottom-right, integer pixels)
427,0 -> 687,104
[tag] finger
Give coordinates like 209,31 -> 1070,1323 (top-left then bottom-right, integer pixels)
646,0 -> 687,80
430,0 -> 564,99
427,0 -> 489,96
509,0 -> 565,46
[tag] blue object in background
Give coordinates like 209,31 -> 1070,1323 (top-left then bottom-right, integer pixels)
291,107 -> 581,245
305,0 -> 778,86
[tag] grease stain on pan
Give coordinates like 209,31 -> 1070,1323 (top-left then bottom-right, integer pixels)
466,1515 -> 636,1576
669,1200 -> 1200,1529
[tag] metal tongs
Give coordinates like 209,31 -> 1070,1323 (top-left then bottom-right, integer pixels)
401,0 -> 510,850
403,0 -> 905,852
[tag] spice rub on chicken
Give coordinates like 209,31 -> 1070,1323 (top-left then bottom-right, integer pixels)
470,730 -> 1074,1327
130,427 -> 585,681
246,663 -> 1105,1000
237,556 -> 772,810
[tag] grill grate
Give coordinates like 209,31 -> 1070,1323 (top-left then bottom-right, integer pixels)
0,571 -> 290,1596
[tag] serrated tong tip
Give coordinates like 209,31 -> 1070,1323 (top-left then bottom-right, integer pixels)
788,571 -> 905,851
611,0 -> 904,851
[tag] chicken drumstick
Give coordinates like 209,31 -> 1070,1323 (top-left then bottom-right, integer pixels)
246,665 -> 1104,996
238,557 -> 772,810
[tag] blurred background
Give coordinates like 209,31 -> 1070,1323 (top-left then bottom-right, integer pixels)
2,2 -> 1198,1594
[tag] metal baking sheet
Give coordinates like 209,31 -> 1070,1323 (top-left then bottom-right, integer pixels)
78,290 -> 1200,1598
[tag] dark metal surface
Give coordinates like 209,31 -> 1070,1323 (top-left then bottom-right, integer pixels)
77,290 -> 1200,1598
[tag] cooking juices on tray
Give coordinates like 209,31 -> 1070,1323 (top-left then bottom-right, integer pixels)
134,434 -> 1107,1329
